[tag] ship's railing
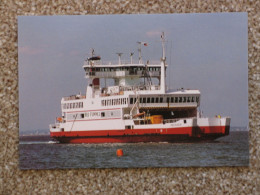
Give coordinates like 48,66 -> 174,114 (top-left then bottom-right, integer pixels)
85,70 -> 160,77
84,60 -> 161,66
133,117 -> 193,125
163,117 -> 194,124
163,118 -> 182,124
99,85 -> 160,97
120,85 -> 160,91
63,95 -> 86,101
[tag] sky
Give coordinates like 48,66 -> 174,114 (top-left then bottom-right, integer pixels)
18,13 -> 248,132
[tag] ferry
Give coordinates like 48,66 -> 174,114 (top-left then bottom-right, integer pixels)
50,33 -> 230,143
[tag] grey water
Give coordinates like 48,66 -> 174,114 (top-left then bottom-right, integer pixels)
19,131 -> 249,170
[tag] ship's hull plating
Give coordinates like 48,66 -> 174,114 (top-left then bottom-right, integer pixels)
50,125 -> 230,143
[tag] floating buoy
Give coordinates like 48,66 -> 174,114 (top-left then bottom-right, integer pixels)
116,149 -> 123,157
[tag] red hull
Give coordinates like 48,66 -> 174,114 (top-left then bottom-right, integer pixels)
50,126 -> 230,143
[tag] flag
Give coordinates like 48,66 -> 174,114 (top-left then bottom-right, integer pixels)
143,43 -> 148,46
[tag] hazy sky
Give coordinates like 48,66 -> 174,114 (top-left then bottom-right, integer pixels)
18,13 -> 248,132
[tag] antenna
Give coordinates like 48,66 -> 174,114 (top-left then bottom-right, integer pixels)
91,48 -> 95,57
116,53 -> 123,65
137,41 -> 142,64
130,52 -> 134,64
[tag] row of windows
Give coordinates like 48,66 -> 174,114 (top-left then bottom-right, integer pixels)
130,96 -> 199,104
67,110 -> 121,120
101,98 -> 129,106
85,67 -> 161,72
62,102 -> 83,110
101,96 -> 199,107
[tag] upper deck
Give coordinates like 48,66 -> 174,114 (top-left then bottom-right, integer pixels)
83,60 -> 166,79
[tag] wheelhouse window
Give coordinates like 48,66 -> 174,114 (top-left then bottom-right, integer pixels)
160,97 -> 163,103
196,96 -> 199,103
187,97 -> 191,102
171,97 -> 174,103
179,97 -> 182,103
175,97 -> 178,103
183,97 -> 186,103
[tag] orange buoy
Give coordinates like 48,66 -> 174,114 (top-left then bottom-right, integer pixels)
116,149 -> 123,157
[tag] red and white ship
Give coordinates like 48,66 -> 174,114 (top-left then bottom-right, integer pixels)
50,33 -> 230,143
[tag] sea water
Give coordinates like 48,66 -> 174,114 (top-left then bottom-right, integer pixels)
19,131 -> 249,169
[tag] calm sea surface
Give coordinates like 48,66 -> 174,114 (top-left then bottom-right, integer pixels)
19,131 -> 249,169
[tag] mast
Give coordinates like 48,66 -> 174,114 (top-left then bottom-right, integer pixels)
160,32 -> 166,93
137,41 -> 142,64
161,32 -> 166,61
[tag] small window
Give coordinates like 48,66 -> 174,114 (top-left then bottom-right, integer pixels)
179,97 -> 182,103
160,97 -> 163,103
130,98 -> 133,104
184,119 -> 186,124
151,97 -> 154,103
167,97 -> 170,103
147,97 -> 150,103
143,98 -> 146,103
187,97 -> 190,102
101,112 -> 105,117
174,97 -> 178,103
196,96 -> 199,103
134,98 -> 136,104
156,97 -> 159,103
81,113 -> 84,118
191,97 -> 194,102
171,97 -> 174,103
183,97 -> 186,103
